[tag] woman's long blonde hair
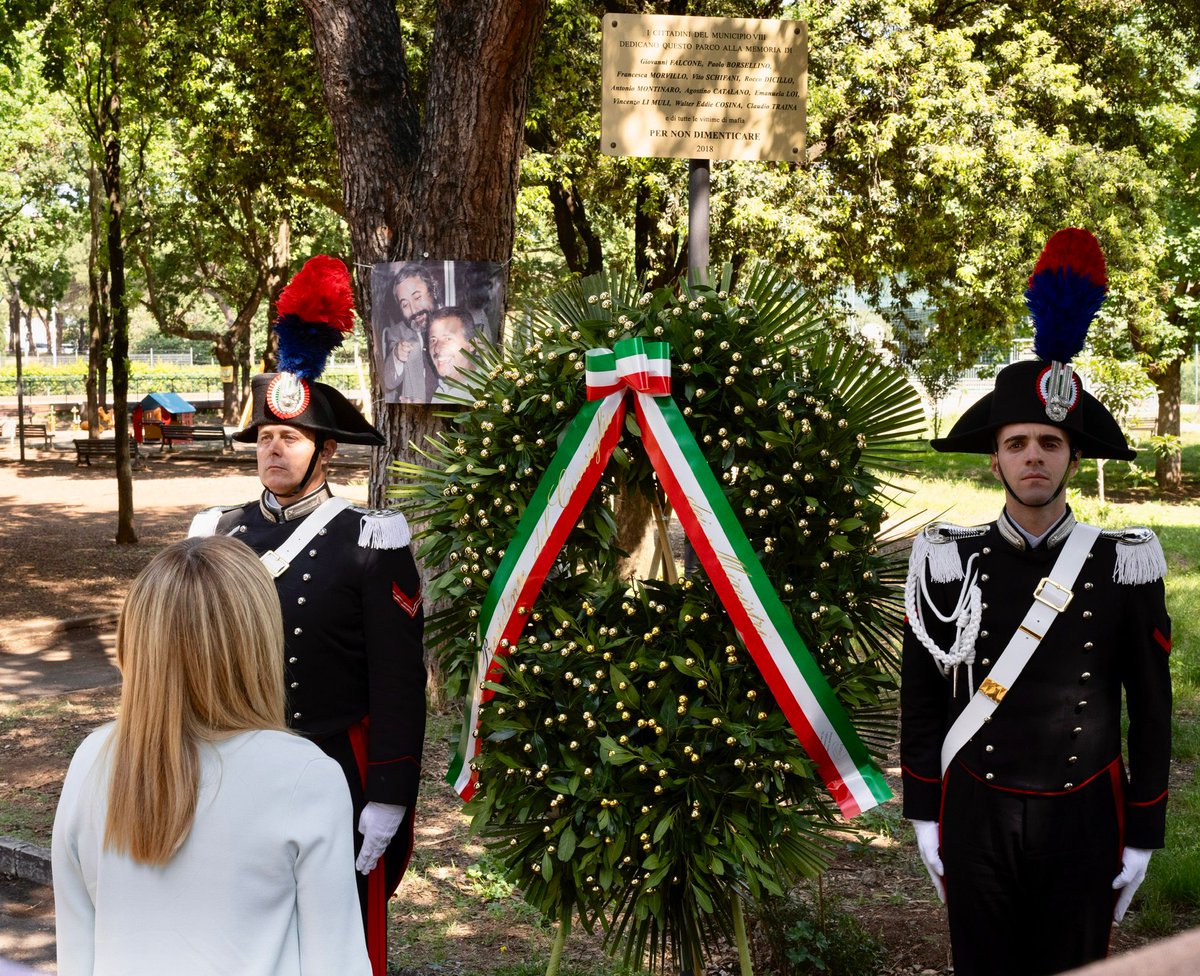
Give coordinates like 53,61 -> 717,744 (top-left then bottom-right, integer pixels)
105,535 -> 286,864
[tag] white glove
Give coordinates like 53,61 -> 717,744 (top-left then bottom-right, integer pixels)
913,819 -> 946,903
355,801 -> 407,875
1112,846 -> 1153,922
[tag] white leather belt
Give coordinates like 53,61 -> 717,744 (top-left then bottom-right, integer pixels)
939,523 -> 1100,775
260,496 -> 352,578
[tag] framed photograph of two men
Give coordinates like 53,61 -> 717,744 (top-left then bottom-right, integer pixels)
370,260 -> 505,405
601,13 -> 807,162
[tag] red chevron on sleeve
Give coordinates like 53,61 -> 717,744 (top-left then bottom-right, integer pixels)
392,582 -> 422,617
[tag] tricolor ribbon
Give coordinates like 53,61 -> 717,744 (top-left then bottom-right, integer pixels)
448,337 -> 891,818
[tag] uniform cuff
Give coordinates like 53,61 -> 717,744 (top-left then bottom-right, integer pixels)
902,767 -> 944,823
1124,793 -> 1167,849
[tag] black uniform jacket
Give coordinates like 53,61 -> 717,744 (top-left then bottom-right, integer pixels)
901,510 -> 1172,848
208,489 -> 427,809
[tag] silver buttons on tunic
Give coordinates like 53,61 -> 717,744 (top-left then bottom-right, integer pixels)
288,657 -> 298,664
1084,582 -> 1094,590
1083,641 -> 1094,650
985,773 -> 994,781
308,549 -> 317,557
982,547 -> 991,555
293,712 -> 302,720
1082,611 -> 1093,619
1068,756 -> 1078,764
980,574 -> 989,582
981,659 -> 991,667
297,596 -> 306,605
319,528 -> 328,536
302,573 -> 312,582
1080,672 -> 1091,682
980,631 -> 989,639
1064,782 -> 1074,789
293,627 -> 303,636
985,744 -> 994,753
1072,727 -> 1082,737
290,681 -> 299,689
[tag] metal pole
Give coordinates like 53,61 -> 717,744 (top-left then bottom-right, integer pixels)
683,158 -> 711,577
688,158 -> 710,287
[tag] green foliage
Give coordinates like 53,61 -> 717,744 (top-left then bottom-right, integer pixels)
1148,433 -> 1183,462
465,852 -> 521,902
391,265 -> 924,970
752,890 -> 887,976
1076,354 -> 1155,431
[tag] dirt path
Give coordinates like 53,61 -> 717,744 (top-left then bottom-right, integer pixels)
0,443 -> 372,626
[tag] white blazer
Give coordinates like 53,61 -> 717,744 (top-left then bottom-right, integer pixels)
53,725 -> 371,976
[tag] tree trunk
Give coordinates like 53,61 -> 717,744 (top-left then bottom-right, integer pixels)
5,292 -> 15,355
256,217 -> 292,396
548,178 -> 604,276
103,42 -> 137,545
302,0 -> 549,507
23,307 -> 35,358
86,162 -> 108,436
214,333 -> 238,421
1153,357 -> 1182,491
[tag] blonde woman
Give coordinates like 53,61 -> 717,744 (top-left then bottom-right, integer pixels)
52,536 -> 370,976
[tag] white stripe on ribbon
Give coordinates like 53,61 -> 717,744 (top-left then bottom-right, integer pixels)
637,393 -> 884,815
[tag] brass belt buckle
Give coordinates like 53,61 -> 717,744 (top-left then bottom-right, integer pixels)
1033,577 -> 1073,612
261,550 -> 289,578
979,678 -> 1007,703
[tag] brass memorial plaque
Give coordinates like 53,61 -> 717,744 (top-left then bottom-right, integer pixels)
601,13 -> 807,162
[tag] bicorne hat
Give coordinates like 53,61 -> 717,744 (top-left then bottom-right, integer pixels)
234,255 -> 383,447
930,228 -> 1136,461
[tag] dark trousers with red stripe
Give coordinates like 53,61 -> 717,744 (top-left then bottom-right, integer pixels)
940,762 -> 1122,976
319,727 -> 415,976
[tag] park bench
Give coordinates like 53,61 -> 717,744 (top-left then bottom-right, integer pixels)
74,438 -> 142,467
17,423 -> 52,448
155,423 -> 232,452
1128,417 -> 1157,445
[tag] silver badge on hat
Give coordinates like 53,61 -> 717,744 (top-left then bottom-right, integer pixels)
1038,362 -> 1079,422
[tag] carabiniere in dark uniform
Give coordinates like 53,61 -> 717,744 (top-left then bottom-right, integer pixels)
902,509 -> 1170,975
900,228 -> 1172,976
191,254 -> 426,976
212,491 -> 425,816
903,511 -> 1170,831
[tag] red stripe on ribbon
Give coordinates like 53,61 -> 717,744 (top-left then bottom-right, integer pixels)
634,395 -> 858,816
586,381 -> 623,400
1153,627 -> 1171,653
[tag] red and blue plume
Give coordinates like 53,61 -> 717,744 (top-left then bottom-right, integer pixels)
1025,227 -> 1107,364
274,254 -> 356,380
